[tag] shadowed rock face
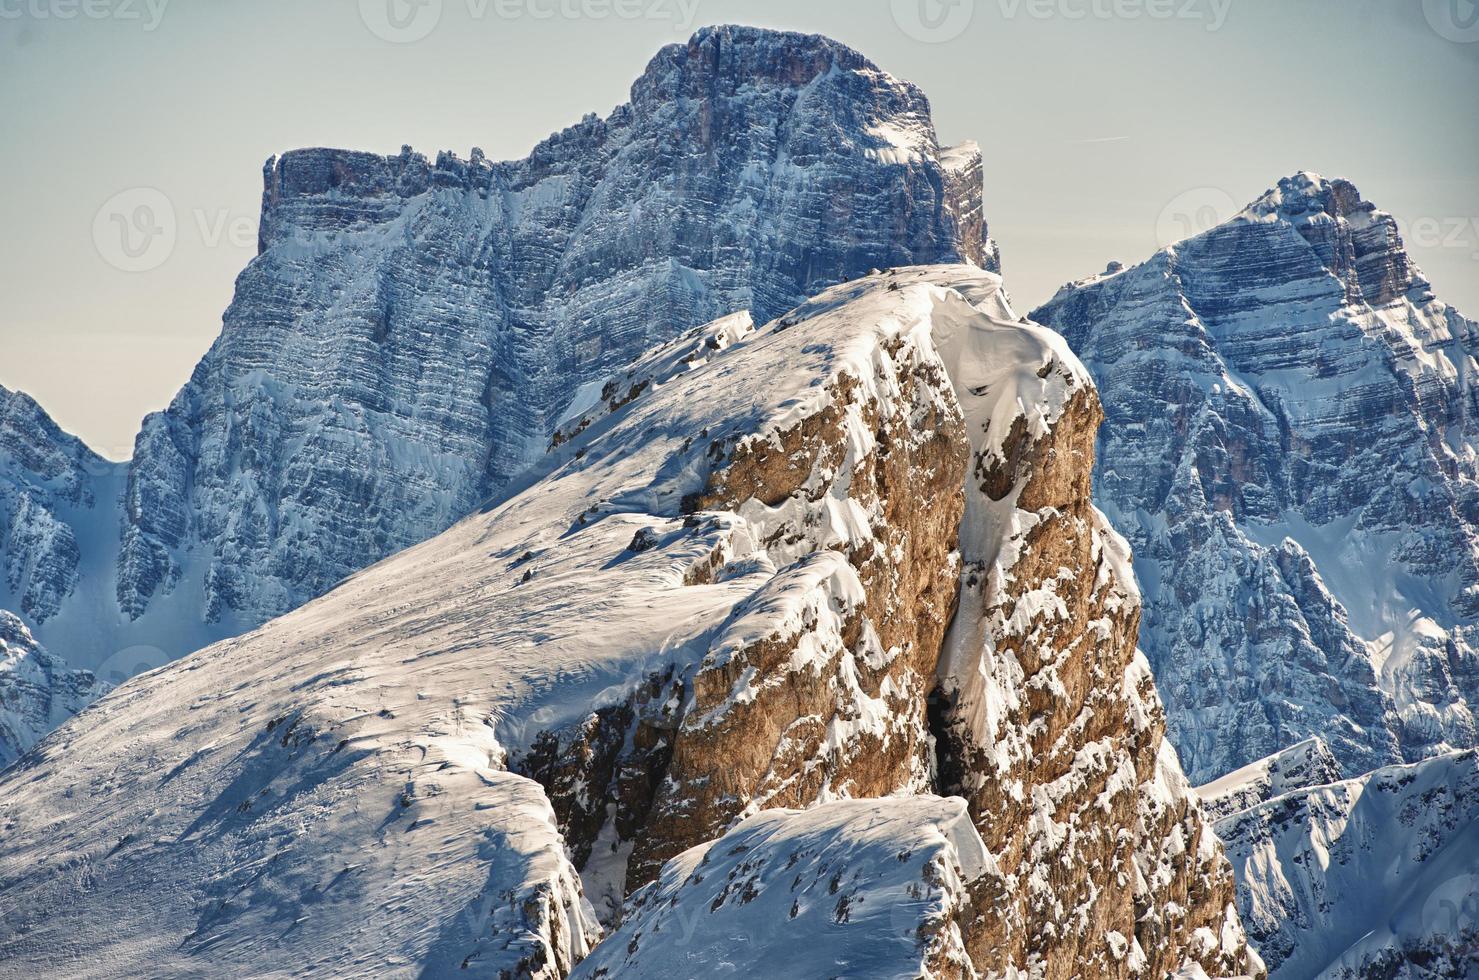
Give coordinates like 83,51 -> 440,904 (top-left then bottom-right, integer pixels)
116,24 -> 991,638
1032,172 -> 1479,785
1209,748 -> 1479,979
0,612 -> 105,769
920,283 -> 1255,978
0,387 -> 108,627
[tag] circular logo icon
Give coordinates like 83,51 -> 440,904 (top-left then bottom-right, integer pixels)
92,187 -> 176,273
359,0 -> 442,43
1424,0 -> 1479,42
891,0 -> 975,43
1155,187 -> 1238,249
1418,871 -> 1479,955
95,645 -> 169,687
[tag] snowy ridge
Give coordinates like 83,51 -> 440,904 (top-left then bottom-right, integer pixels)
1197,736 -> 1342,823
1209,748 -> 1479,978
571,797 -> 991,979
1032,171 -> 1479,784
0,268 -> 977,976
0,267 -> 1253,977
0,612 -> 105,769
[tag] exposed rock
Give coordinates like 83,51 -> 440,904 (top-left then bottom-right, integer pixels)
115,24 -> 990,643
0,611 -> 106,769
0,268 -> 1256,978
1032,172 -> 1479,784
924,269 -> 1259,978
0,386 -> 111,627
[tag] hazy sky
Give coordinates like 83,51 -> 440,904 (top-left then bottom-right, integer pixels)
2,0 -> 1475,458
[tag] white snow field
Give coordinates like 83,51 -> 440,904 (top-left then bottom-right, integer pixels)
1206,746 -> 1479,977
0,266 -> 1064,978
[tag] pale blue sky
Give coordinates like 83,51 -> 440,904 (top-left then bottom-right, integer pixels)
2,0 -> 1475,457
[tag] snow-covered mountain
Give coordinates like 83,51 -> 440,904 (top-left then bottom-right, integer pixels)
0,267 -> 1257,978
1032,172 -> 1479,785
1205,746 -> 1479,978
0,25 -> 991,757
115,24 -> 991,641
0,385 -> 113,627
1196,737 -> 1342,824
0,612 -> 105,769
0,387 -> 119,763
571,796 -> 991,978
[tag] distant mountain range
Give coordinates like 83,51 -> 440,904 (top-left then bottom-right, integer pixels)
2,23 -> 1476,980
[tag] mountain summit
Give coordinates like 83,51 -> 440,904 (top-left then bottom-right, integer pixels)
0,25 -> 990,711
1033,171 -> 1479,783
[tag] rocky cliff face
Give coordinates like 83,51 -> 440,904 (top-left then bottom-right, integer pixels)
0,612 -> 105,769
0,268 -> 1253,978
115,24 -> 990,642
918,272 -> 1251,978
1206,747 -> 1479,978
1031,172 -> 1479,785
0,386 -> 111,628
0,388 -> 117,763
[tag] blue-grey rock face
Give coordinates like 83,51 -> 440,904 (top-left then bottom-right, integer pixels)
0,386 -> 106,626
118,24 -> 990,630
0,611 -> 105,769
1032,172 -> 1479,783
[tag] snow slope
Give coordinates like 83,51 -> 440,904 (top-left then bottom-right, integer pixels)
2,24 -> 993,758
1032,172 -> 1479,784
1197,737 -> 1342,823
571,796 -> 990,979
1207,748 -> 1479,978
0,267 -> 1254,978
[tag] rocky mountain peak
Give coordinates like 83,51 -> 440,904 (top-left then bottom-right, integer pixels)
0,610 -> 106,769
0,267 -> 1257,978
1032,174 -> 1479,783
1239,171 -> 1421,306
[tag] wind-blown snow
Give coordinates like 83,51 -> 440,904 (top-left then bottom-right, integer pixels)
571,796 -> 990,979
0,266 -> 1035,978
